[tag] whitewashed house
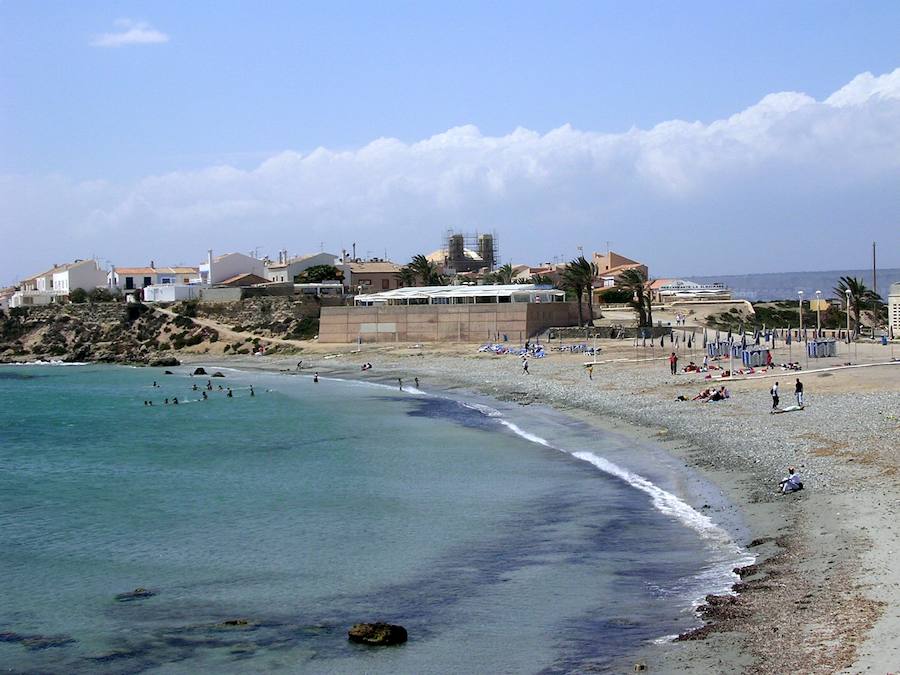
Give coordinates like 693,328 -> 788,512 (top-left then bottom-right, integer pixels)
108,265 -> 198,291
10,260 -> 106,307
197,251 -> 266,286
265,251 -> 339,283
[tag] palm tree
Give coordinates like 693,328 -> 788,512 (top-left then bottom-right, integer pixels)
833,276 -> 880,334
562,256 -> 596,327
494,263 -> 515,285
529,273 -> 554,286
617,268 -> 653,327
398,265 -> 417,288
407,254 -> 446,286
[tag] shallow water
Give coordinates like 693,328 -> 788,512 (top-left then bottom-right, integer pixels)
0,364 -> 749,673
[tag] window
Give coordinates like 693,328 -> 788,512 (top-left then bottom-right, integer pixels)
143,277 -> 152,287
125,277 -> 134,290
382,278 -> 390,290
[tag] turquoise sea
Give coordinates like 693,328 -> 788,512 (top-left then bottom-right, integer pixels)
0,364 -> 750,673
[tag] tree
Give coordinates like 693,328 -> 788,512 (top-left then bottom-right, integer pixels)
407,254 -> 447,286
529,273 -> 554,286
494,263 -> 515,285
295,265 -> 343,284
397,265 -> 417,288
69,288 -> 89,303
833,276 -> 880,334
562,256 -> 596,327
617,268 -> 653,327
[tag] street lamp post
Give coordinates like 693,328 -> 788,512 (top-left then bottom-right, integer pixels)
798,291 -> 804,337
845,288 -> 852,343
815,290 -> 822,336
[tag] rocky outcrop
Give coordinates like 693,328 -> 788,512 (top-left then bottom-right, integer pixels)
195,296 -> 322,340
347,622 -> 408,646
0,304 -> 217,365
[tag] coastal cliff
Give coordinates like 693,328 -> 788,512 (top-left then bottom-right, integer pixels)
0,297 -> 320,364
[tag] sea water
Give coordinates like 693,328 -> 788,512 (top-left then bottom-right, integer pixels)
0,364 -> 750,673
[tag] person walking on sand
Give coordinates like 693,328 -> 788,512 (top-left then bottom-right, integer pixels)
669,352 -> 678,375
770,381 -> 779,410
795,378 -> 804,406
587,365 -> 593,380
523,359 -> 529,375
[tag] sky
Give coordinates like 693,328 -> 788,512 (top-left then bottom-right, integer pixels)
2,1 -> 899,284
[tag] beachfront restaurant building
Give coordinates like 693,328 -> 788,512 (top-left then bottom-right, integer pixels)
320,284 -> 577,343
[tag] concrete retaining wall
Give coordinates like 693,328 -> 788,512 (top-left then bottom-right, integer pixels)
319,302 -> 578,343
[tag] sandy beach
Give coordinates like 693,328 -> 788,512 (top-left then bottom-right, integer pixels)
185,332 -> 900,674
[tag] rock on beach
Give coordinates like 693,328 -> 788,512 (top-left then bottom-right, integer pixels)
347,623 -> 408,646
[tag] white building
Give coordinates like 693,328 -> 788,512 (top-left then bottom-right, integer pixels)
142,284 -> 201,303
11,260 -> 106,307
108,265 -> 198,291
889,282 -> 900,337
651,279 -> 732,302
354,284 -> 565,306
198,251 -> 266,286
265,251 -> 339,283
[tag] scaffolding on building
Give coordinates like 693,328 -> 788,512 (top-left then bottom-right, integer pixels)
442,230 -> 499,273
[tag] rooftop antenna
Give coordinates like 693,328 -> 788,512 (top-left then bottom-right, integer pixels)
320,241 -> 324,253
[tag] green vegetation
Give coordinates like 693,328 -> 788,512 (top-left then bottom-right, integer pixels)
295,265 -> 343,283
561,256 -> 596,327
595,287 -> 632,304
400,254 -> 447,287
617,268 -> 653,328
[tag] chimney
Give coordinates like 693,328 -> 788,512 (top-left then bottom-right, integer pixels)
352,242 -> 356,260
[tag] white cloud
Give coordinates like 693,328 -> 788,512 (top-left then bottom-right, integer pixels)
2,68 -> 900,282
90,19 -> 169,48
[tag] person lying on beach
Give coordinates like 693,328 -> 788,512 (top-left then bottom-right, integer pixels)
708,386 -> 730,402
693,388 -> 712,401
779,467 -> 803,493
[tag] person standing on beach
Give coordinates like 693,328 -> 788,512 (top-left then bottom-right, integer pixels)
795,378 -> 804,406
398,378 -> 403,390
313,372 -> 319,383
587,365 -> 593,380
414,377 -> 419,388
771,381 -> 779,410
523,359 -> 529,375
669,352 -> 678,375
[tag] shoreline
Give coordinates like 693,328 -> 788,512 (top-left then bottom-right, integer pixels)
170,342 -> 898,673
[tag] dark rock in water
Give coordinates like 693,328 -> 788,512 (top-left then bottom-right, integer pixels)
164,370 -> 174,375
211,371 -> 225,378
193,367 -> 208,375
115,587 -> 156,602
150,357 -> 180,367
0,631 -> 76,650
733,563 -> 759,578
348,622 -> 408,646
748,536 -> 774,548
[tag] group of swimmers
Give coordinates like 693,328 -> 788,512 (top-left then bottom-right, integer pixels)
143,379 -> 254,406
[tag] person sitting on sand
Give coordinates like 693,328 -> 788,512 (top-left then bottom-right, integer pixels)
779,466 -> 803,493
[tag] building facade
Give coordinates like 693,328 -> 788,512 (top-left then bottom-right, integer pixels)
265,252 -> 339,283
889,282 -> 900,337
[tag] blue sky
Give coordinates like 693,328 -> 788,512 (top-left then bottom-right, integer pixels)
2,1 -> 899,282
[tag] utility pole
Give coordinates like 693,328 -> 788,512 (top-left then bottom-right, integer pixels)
872,241 -> 878,331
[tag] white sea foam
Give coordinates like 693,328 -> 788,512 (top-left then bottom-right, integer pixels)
495,416 -> 754,579
4,360 -> 89,366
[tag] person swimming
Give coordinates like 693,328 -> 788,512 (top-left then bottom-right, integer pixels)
313,373 -> 319,383
250,385 -> 255,397
201,391 -> 208,400
164,398 -> 169,405
226,388 -> 233,398
172,397 -> 179,405
192,384 -> 198,391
